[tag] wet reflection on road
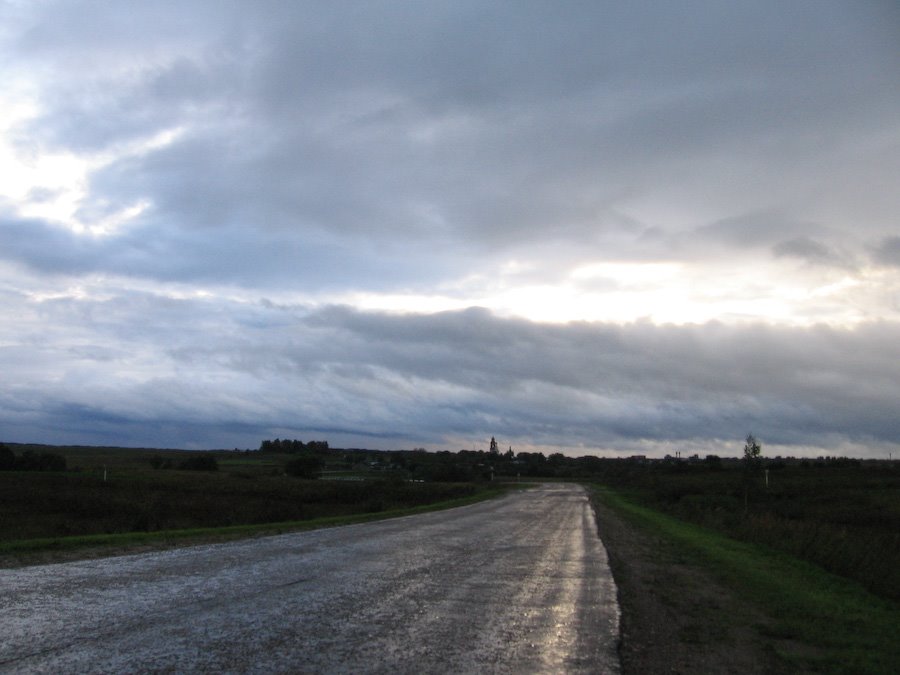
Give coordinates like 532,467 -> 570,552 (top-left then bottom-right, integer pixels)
1,483 -> 620,673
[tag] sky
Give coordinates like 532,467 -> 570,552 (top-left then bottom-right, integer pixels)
1,1 -> 898,457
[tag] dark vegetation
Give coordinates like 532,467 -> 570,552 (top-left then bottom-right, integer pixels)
0,469 -> 481,540
257,435 -> 604,482
593,489 -> 900,674
0,442 -> 489,544
595,450 -> 900,603
590,440 -> 899,674
2,437 -> 897,608
148,453 -> 219,471
0,444 -> 66,472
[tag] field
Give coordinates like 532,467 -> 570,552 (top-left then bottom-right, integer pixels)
593,488 -> 900,674
592,459 -> 900,673
0,444 -> 501,560
595,459 -> 900,602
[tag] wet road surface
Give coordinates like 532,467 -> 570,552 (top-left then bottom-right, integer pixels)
1,483 -> 620,673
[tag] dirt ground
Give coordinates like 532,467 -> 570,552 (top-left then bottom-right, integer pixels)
590,495 -> 808,675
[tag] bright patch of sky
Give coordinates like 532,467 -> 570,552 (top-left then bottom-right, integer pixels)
1,88 -> 178,234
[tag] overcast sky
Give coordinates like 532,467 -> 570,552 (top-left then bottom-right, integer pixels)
1,1 -> 898,457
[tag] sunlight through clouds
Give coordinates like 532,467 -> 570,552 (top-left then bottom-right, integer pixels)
0,92 -> 181,235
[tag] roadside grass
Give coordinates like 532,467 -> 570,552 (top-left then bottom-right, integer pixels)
0,467 -> 503,538
593,487 -> 900,674
0,486 -> 510,564
1,444 -> 517,565
596,463 -> 900,601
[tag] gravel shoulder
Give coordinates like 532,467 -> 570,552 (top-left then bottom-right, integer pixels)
590,492 -> 800,675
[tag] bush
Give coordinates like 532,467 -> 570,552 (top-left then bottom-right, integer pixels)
0,447 -> 67,472
0,444 -> 15,470
37,452 -> 67,472
284,454 -> 323,479
178,455 -> 219,471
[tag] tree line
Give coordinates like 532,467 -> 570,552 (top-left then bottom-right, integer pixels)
258,438 -> 330,453
0,444 -> 67,472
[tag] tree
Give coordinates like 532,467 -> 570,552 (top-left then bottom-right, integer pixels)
16,450 -> 40,470
704,454 -> 723,470
1,448 -> 66,472
742,434 -> 763,514
743,434 -> 762,469
285,454 -> 323,479
0,444 -> 14,470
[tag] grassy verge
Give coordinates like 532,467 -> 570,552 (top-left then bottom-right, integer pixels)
0,486 -> 509,565
593,487 -> 900,674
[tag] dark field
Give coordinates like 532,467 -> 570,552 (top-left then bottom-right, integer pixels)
597,459 -> 900,603
589,457 -> 900,673
0,445 -> 489,546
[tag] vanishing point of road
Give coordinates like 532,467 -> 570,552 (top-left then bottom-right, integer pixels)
1,483 -> 621,673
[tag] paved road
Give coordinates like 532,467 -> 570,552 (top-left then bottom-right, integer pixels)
1,483 -> 620,674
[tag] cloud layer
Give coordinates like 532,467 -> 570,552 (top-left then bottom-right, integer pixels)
1,1 -> 898,454
2,290 -> 898,455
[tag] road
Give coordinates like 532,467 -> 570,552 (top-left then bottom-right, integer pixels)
0,483 -> 620,674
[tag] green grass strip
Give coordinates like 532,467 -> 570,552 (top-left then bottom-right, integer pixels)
1,487 -> 509,559
593,487 -> 900,675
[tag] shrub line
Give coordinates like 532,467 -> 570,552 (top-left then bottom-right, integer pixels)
0,487 -> 508,562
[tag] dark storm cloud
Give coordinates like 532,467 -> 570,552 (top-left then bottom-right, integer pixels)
872,237 -> 900,268
692,213 -> 818,250
298,307 -> 900,445
772,237 -> 856,270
